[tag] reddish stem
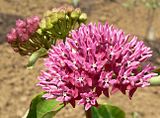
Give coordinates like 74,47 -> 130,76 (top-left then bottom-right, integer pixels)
85,108 -> 92,118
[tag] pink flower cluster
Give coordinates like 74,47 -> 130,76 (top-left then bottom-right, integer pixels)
38,22 -> 156,110
6,16 -> 40,44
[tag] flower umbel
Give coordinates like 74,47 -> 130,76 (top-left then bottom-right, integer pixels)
39,6 -> 87,41
38,22 -> 157,110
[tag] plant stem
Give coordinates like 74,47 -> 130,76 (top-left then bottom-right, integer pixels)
85,108 -> 92,118
27,47 -> 48,68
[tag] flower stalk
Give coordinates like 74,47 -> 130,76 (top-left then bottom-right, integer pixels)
85,108 -> 92,118
27,47 -> 48,68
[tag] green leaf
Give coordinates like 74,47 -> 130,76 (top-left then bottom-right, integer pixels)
42,112 -> 55,118
91,104 -> 125,118
27,93 -> 64,118
27,48 -> 47,68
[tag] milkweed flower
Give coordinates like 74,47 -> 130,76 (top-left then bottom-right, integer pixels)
37,22 -> 157,110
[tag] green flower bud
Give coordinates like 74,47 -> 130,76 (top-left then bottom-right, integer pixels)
37,29 -> 43,35
44,10 -> 53,17
50,14 -> 58,24
46,18 -> 53,29
71,8 -> 81,19
39,19 -> 47,29
39,6 -> 87,44
57,11 -> 66,20
79,13 -> 87,22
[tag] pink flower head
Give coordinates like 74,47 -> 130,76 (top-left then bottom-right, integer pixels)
37,22 -> 157,110
16,19 -> 26,28
26,16 -> 40,34
6,28 -> 17,43
6,16 -> 42,55
6,16 -> 40,44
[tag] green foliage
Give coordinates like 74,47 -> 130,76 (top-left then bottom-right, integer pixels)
27,93 -> 64,118
91,104 -> 125,118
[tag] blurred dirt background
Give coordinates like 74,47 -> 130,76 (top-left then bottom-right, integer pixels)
0,0 -> 160,118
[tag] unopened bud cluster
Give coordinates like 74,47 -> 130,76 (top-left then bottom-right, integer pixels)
39,6 -> 87,40
6,6 -> 87,56
6,16 -> 49,55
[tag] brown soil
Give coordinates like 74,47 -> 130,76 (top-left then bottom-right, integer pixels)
0,0 -> 160,118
